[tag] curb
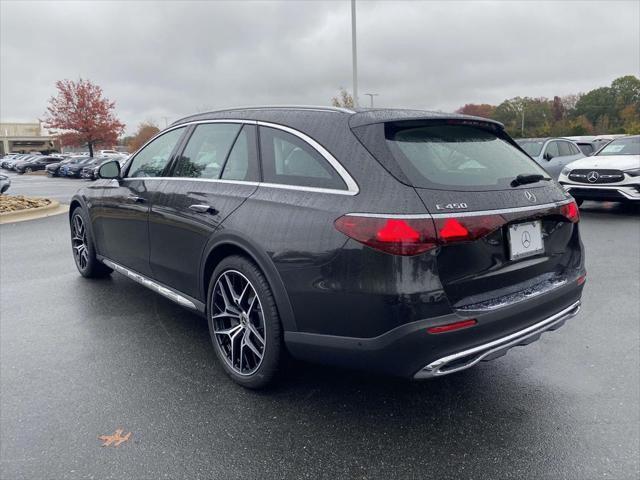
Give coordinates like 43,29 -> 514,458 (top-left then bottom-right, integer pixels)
0,200 -> 69,224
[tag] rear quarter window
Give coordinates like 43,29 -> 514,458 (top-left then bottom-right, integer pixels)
358,122 -> 549,191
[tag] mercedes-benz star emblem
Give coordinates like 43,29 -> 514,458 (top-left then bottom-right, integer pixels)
521,230 -> 532,249
524,191 -> 536,203
587,171 -> 599,183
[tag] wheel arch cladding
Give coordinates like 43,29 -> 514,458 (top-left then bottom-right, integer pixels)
201,234 -> 297,332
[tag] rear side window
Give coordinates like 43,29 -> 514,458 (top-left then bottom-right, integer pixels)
379,123 -> 549,190
259,126 -> 347,190
173,123 -> 241,179
221,125 -> 259,182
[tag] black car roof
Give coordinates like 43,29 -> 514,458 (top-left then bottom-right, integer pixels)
171,106 -> 504,129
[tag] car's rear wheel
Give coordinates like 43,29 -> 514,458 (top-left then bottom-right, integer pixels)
70,208 -> 112,278
25,167 -> 32,173
207,256 -> 282,389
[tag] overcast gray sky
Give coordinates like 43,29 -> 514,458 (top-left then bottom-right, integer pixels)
1,0 -> 638,134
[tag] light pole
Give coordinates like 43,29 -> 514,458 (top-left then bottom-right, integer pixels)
364,93 -> 379,108
351,0 -> 358,107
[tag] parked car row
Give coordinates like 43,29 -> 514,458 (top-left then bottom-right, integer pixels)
0,152 -> 129,180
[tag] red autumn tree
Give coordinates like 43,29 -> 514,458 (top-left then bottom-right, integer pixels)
455,103 -> 496,118
127,121 -> 160,152
42,79 -> 125,157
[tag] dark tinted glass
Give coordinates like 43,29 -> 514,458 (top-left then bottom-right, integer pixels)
384,123 -> 549,189
221,125 -> 259,181
128,127 -> 185,178
173,123 -> 241,179
259,127 -> 346,190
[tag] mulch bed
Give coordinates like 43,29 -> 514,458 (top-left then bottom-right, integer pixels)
0,195 -> 52,213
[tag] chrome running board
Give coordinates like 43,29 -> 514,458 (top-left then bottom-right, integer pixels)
414,301 -> 581,379
102,258 -> 197,310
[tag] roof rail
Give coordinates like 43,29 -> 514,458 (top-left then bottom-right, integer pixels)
193,105 -> 356,115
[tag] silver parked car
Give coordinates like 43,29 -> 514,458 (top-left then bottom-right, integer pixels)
516,138 -> 585,179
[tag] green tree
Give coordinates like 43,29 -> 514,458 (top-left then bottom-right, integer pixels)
574,87 -> 616,125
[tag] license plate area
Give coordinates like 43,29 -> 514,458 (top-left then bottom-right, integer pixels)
508,220 -> 544,260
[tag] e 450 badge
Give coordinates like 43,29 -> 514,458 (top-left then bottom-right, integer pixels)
435,202 -> 468,210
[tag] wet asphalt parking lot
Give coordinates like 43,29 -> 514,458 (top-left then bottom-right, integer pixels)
1,172 -> 639,479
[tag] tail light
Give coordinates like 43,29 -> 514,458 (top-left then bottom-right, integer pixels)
560,201 -> 580,223
434,215 -> 505,244
334,216 -> 437,256
335,213 -> 505,256
336,201 -> 577,257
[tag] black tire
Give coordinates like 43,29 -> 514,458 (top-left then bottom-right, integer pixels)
207,255 -> 283,389
575,199 -> 584,207
69,207 -> 113,278
25,167 -> 32,173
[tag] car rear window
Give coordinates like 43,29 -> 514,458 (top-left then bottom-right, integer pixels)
372,123 -> 549,190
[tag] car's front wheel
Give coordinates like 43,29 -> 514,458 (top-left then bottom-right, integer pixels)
70,207 -> 113,278
207,256 -> 283,389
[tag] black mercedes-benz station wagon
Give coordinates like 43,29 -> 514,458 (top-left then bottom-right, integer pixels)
69,106 -> 585,388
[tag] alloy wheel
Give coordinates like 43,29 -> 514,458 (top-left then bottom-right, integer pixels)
71,214 -> 89,270
211,270 -> 266,376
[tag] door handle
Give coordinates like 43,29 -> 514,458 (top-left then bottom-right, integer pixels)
127,195 -> 146,203
189,204 -> 219,215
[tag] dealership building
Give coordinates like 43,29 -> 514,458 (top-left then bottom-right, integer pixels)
0,122 -> 56,155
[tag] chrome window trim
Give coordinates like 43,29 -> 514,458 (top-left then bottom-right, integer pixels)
125,119 -> 359,196
345,200 -> 573,219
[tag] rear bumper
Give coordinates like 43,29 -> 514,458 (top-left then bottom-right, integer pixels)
284,278 -> 584,379
414,301 -> 579,378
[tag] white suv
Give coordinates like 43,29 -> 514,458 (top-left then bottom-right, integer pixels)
558,135 -> 640,205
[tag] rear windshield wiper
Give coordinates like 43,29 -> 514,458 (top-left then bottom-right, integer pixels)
511,174 -> 551,187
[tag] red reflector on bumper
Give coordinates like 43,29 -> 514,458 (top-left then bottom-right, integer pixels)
577,274 -> 587,285
427,319 -> 477,334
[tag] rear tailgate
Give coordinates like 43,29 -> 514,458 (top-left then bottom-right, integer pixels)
351,116 -> 584,309
414,186 -> 581,308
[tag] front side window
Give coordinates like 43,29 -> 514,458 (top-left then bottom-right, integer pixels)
259,126 -> 346,190
173,123 -> 241,179
545,141 -> 559,159
127,127 -> 185,178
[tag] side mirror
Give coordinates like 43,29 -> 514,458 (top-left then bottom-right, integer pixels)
543,152 -> 553,161
98,160 -> 121,179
